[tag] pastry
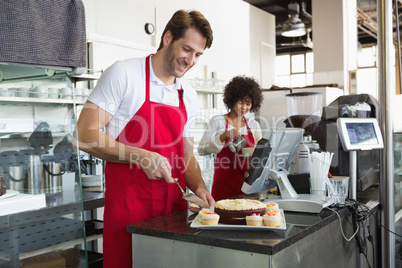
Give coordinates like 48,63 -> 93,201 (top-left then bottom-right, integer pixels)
199,210 -> 220,225
263,210 -> 282,227
265,202 -> 279,213
214,199 -> 266,225
246,213 -> 263,226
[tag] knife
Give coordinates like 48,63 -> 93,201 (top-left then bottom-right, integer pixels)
174,180 -> 211,209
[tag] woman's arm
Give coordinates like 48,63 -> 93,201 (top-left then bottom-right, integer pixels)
197,115 -> 226,155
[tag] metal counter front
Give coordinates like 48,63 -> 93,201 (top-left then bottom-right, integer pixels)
0,190 -> 104,267
127,190 -> 379,268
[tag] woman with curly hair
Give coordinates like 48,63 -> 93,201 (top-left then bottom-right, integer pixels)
198,75 -> 264,201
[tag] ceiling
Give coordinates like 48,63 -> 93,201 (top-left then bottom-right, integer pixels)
244,0 -> 388,54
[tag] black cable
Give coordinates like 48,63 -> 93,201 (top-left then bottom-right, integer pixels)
367,224 -> 376,268
359,202 -> 402,238
344,199 -> 373,268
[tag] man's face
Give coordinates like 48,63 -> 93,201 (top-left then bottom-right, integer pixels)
164,28 -> 207,78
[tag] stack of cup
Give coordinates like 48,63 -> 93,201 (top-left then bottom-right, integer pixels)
18,87 -> 31,98
60,87 -> 72,99
0,88 -> 8,97
48,88 -> 59,99
32,86 -> 48,99
81,88 -> 89,100
8,88 -> 18,97
74,88 -> 83,100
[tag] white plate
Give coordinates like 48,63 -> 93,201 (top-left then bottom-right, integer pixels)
0,190 -> 19,200
82,180 -> 101,187
190,209 -> 286,231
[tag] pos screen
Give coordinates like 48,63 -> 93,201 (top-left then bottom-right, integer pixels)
336,117 -> 384,151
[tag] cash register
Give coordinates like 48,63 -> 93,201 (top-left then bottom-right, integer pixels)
241,128 -> 334,213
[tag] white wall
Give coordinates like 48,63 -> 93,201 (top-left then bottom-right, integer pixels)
81,0 -> 275,85
312,0 -> 357,92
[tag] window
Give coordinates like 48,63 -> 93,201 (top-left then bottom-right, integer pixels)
357,45 -> 378,99
275,52 -> 314,88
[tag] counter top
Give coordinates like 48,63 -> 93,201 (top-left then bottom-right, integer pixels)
128,207 -> 340,255
127,188 -> 379,256
0,189 -> 105,229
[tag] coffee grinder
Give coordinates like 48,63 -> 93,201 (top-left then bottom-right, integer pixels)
284,92 -> 322,193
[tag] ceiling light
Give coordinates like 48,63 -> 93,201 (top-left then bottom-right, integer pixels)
281,3 -> 307,38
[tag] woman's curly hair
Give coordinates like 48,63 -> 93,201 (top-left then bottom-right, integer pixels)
223,75 -> 263,112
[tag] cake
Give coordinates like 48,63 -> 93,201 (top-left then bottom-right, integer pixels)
265,202 -> 279,213
198,210 -> 220,225
246,213 -> 263,226
263,210 -> 282,227
214,199 -> 266,225
0,174 -> 6,196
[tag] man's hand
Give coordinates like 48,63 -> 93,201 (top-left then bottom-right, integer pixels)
131,151 -> 175,183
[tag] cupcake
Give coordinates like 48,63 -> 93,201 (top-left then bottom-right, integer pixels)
265,202 -> 279,213
263,210 -> 282,227
246,213 -> 263,226
199,210 -> 220,225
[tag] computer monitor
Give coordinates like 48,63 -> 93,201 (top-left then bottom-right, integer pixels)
337,118 -> 384,151
242,128 -> 303,195
241,127 -> 335,213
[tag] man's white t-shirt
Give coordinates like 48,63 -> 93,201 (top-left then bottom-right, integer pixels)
88,56 -> 198,140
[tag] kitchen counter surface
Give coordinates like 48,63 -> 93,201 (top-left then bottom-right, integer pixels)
127,188 -> 380,256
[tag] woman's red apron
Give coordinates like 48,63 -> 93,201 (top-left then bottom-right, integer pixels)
211,114 -> 255,201
103,55 -> 187,268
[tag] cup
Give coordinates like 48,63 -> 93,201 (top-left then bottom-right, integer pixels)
33,86 -> 48,98
74,88 -> 83,100
228,136 -> 246,153
0,88 -> 8,97
48,88 -> 59,99
81,88 -> 89,100
60,87 -> 72,99
18,87 -> 31,98
309,177 -> 327,196
8,88 -> 18,97
328,176 -> 349,205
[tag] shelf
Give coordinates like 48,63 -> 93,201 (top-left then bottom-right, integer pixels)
0,62 -> 79,82
70,74 -> 101,83
19,234 -> 103,260
0,96 -> 85,105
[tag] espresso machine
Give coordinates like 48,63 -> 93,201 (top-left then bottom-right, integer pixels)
0,122 -> 72,194
284,92 -> 323,193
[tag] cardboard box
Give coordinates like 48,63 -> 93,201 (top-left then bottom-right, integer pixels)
20,252 -> 65,268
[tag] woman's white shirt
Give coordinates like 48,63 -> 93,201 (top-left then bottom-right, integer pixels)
198,115 -> 262,155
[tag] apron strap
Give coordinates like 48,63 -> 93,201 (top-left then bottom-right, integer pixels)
145,55 -> 151,102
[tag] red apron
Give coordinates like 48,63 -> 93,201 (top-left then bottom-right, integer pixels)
103,55 -> 187,268
211,114 -> 255,201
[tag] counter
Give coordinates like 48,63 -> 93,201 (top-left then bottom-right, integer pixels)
127,189 -> 380,268
0,189 -> 105,267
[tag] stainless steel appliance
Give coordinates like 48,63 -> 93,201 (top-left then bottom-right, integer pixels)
311,94 -> 380,192
242,128 -> 333,213
284,92 -> 322,193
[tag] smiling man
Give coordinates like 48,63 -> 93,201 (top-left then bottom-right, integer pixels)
76,10 -> 214,268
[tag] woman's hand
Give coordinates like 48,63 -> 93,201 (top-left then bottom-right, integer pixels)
220,128 -> 240,143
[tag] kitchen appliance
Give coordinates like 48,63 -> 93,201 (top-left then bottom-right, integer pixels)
241,128 -> 334,213
0,150 -> 27,191
284,92 -> 322,193
336,117 -> 384,199
0,123 -> 72,194
311,94 -> 380,192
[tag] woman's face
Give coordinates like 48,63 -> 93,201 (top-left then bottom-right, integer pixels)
232,98 -> 252,117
